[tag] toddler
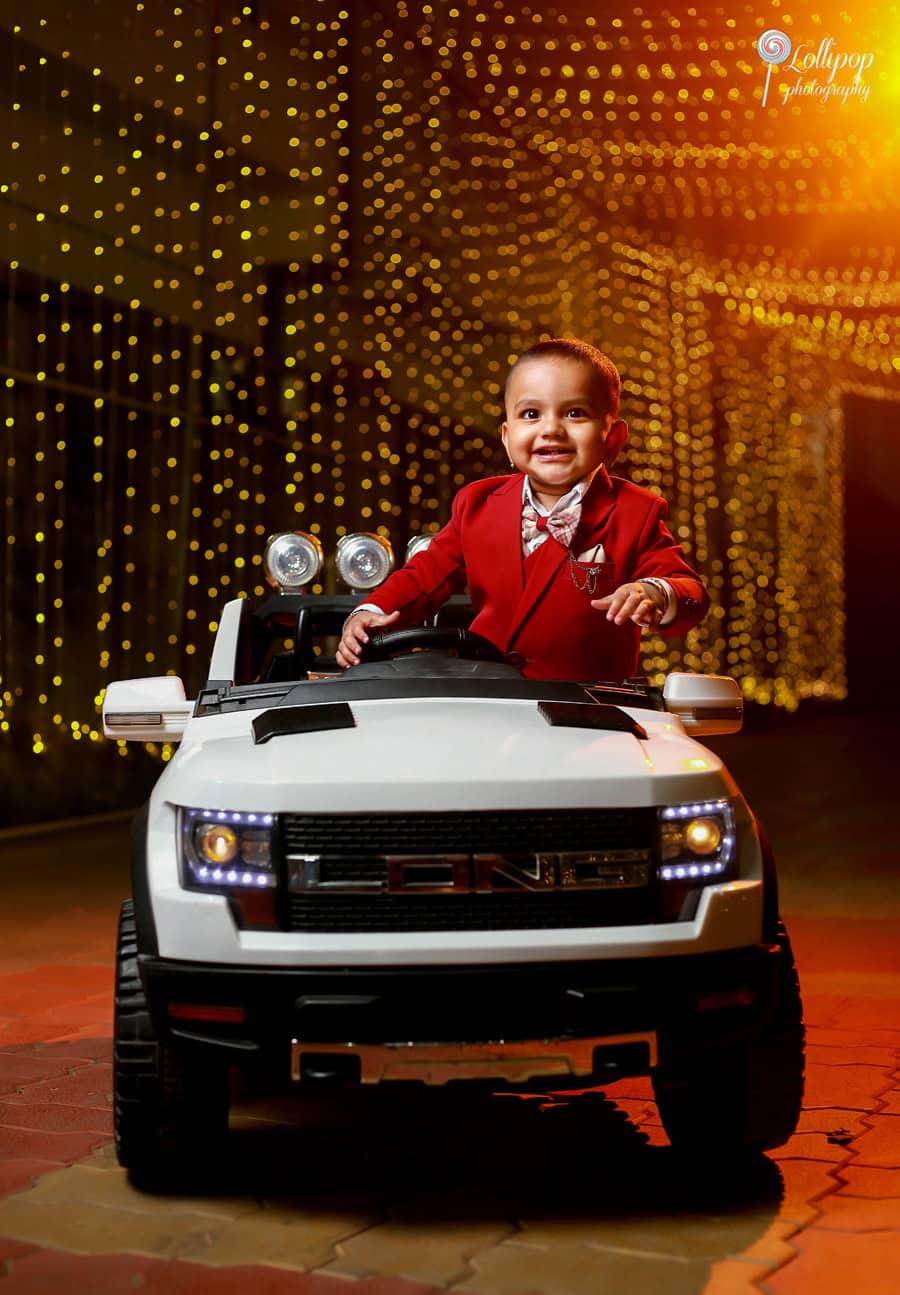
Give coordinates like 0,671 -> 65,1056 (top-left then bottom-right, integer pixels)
337,337 -> 709,681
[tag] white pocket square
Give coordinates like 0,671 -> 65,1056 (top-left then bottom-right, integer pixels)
575,542 -> 607,564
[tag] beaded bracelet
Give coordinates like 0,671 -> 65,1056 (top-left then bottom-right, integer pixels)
639,578 -> 669,615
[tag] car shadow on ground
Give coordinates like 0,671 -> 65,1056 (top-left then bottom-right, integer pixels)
150,1085 -> 785,1232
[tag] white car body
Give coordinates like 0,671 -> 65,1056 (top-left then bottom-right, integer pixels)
141,696 -> 762,968
105,596 -> 760,969
107,578 -> 804,1175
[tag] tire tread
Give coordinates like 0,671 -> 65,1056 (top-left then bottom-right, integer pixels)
113,899 -> 228,1181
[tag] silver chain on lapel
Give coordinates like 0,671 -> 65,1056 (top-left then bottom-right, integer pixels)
567,550 -> 605,596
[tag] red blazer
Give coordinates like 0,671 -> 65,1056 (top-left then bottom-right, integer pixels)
369,470 -> 710,681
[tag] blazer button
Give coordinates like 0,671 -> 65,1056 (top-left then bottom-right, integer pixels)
506,651 -> 526,670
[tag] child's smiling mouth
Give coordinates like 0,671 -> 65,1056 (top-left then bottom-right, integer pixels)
533,445 -> 575,460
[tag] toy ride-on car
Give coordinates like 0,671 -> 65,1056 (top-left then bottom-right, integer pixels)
103,530 -> 804,1181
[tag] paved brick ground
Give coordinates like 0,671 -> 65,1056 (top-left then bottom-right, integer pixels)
0,705 -> 898,1293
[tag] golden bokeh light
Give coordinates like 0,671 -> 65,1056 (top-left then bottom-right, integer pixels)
2,0 -> 899,774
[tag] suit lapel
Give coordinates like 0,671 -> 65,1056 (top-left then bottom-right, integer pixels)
505,469 -> 618,648
485,473 -> 526,594
572,467 -> 618,555
506,536 -> 569,646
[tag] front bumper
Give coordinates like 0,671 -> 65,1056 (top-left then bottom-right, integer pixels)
140,943 -> 783,1085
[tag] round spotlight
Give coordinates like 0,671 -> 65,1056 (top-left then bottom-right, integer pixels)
335,533 -> 395,590
264,532 -> 324,591
405,533 -> 434,562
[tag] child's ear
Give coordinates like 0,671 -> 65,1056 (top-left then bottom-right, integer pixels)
501,424 -> 509,454
605,418 -> 627,463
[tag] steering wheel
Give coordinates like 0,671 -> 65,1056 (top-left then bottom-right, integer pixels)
358,626 -> 509,664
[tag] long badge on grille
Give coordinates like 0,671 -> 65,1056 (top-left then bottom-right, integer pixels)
287,851 -> 650,893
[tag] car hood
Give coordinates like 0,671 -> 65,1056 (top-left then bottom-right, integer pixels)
158,696 -> 739,813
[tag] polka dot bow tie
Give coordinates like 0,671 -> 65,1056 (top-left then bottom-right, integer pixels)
521,498 -> 582,551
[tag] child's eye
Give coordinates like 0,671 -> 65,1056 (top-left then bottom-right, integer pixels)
521,408 -> 540,419
567,406 -> 589,418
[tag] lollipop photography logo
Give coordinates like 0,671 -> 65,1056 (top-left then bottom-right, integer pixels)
757,28 -> 875,108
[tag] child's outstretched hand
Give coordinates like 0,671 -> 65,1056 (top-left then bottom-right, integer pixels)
592,581 -> 665,628
336,609 -> 401,669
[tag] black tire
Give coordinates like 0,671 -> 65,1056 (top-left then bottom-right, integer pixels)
652,921 -> 805,1154
114,899 -> 229,1184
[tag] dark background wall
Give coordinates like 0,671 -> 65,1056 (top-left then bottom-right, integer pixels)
843,392 -> 900,708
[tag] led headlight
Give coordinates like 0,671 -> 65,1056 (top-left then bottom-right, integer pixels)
658,800 -> 735,882
181,808 -> 276,890
405,533 -> 434,562
264,531 -> 324,591
196,823 -> 238,865
335,532 -> 394,590
683,817 -> 722,855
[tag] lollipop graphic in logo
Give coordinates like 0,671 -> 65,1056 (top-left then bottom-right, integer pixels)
758,28 -> 792,106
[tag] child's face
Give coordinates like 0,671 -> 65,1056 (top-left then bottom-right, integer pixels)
502,356 -> 627,501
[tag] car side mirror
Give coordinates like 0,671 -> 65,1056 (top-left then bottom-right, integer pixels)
663,672 -> 743,736
102,676 -> 194,743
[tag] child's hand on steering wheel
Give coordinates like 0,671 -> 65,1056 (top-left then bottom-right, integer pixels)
336,609 -> 400,669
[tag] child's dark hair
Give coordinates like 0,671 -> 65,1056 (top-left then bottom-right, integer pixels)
502,338 -> 621,416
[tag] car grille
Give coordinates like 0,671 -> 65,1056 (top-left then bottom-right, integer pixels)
286,890 -> 656,931
281,809 -> 656,854
277,809 -> 661,932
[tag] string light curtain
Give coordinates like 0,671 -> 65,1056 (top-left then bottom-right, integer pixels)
2,0 -> 899,791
